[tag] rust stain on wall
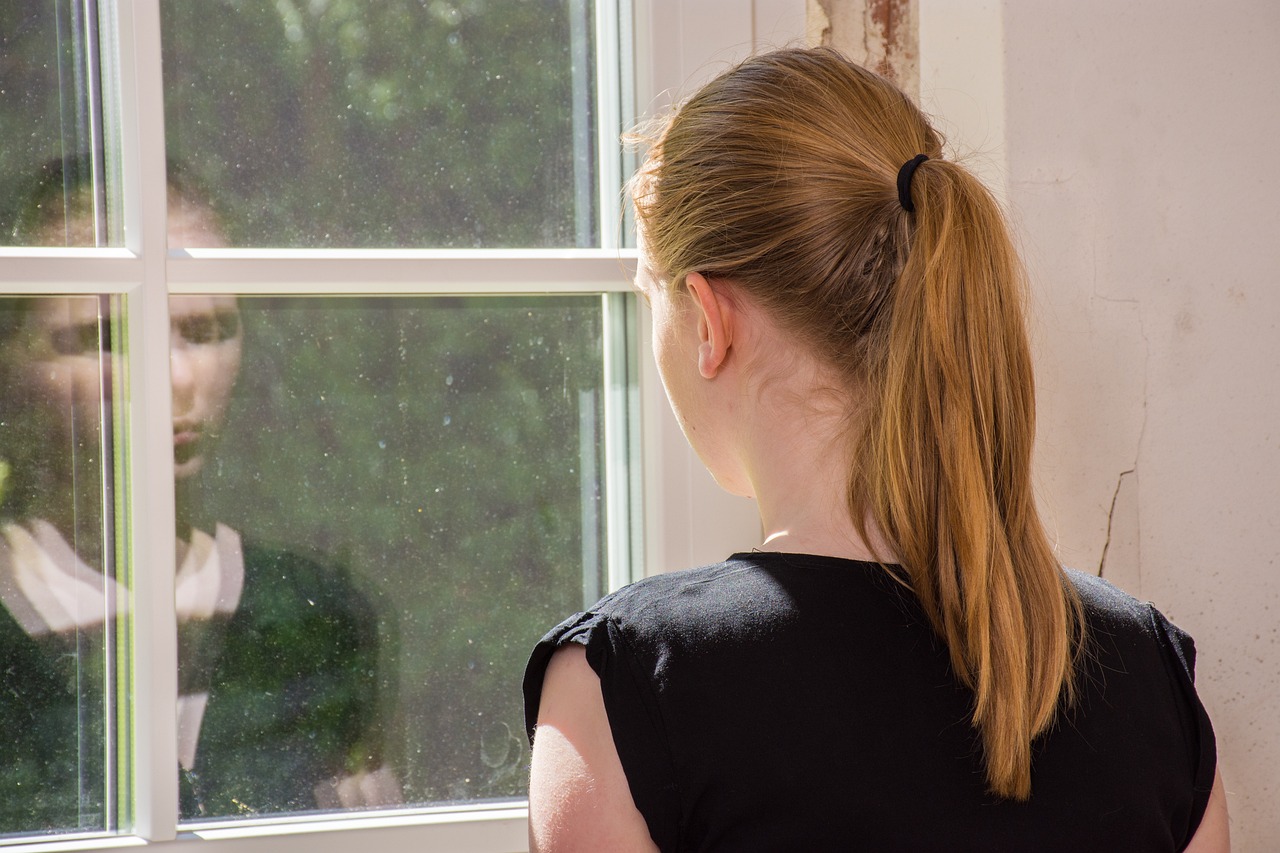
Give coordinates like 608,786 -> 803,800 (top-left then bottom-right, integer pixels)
810,0 -> 919,99
868,0 -> 909,80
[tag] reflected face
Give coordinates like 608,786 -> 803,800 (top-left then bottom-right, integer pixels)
23,297 -> 115,449
167,190 -> 230,249
169,296 -> 242,479
20,295 -> 242,483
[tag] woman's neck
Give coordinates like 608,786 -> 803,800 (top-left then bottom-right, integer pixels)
750,451 -> 881,562
739,374 -> 886,562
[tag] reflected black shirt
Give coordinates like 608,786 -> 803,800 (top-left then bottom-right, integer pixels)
0,540 -> 380,833
524,553 -> 1216,852
179,541 -> 382,820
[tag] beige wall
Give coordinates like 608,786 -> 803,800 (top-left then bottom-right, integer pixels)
915,0 -> 1280,847
1005,4 -> 1279,848
824,0 -> 1279,846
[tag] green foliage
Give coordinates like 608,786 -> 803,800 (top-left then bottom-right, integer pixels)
3,1 -> 597,247
160,0 -> 597,247
1,0 -> 614,811
198,296 -> 608,803
0,1 -> 97,243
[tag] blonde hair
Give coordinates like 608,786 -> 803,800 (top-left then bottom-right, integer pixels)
632,47 -> 1082,800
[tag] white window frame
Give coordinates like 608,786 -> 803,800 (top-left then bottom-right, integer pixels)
0,0 -> 801,850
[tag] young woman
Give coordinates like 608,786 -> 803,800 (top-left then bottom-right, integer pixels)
524,48 -> 1228,851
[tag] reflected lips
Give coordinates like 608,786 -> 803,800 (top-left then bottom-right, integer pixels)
173,425 -> 201,462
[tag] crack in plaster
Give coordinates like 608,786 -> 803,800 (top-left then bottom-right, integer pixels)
1088,286 -> 1150,585
1097,468 -> 1135,578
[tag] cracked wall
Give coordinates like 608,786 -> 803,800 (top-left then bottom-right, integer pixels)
1001,2 -> 1280,848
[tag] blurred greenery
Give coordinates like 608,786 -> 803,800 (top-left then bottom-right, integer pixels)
194,296 -> 608,804
1,0 -> 621,815
159,0 -> 597,247
0,1 -> 99,244
2,0 -> 597,248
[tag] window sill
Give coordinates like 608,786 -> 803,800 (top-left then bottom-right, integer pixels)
4,805 -> 528,853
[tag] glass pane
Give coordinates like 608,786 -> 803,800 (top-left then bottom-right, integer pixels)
161,1 -> 599,248
174,295 -> 613,821
0,296 -> 124,836
0,1 -> 113,246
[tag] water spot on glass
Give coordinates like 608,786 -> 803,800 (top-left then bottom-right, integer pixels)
445,374 -> 453,386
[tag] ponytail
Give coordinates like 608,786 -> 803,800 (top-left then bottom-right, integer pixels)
634,46 -> 1083,800
853,159 -> 1081,800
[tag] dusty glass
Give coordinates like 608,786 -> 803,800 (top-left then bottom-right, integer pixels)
161,1 -> 599,248
175,295 -> 611,820
0,1 -> 114,247
0,295 -> 125,836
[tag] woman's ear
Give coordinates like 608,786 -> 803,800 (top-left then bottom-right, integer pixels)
684,272 -> 733,379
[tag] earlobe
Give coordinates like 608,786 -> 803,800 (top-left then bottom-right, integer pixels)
685,272 -> 733,379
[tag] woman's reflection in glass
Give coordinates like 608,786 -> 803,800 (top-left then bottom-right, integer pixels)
0,164 -> 399,829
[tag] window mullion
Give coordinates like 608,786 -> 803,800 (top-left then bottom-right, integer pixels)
164,251 -> 640,294
595,0 -> 626,249
113,0 -> 179,841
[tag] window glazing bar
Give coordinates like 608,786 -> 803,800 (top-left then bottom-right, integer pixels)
595,0 -> 626,249
112,0 -> 180,840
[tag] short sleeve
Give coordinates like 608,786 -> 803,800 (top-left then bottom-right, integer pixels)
522,609 -> 598,742
1148,605 -> 1218,848
523,609 -> 682,852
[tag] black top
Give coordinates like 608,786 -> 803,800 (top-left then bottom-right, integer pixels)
178,541 -> 383,820
524,553 -> 1216,852
0,540 -> 381,835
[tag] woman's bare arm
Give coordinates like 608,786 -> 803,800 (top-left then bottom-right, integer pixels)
528,645 -> 660,853
1183,769 -> 1230,853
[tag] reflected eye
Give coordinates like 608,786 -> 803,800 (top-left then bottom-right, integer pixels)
50,321 -> 110,357
174,311 -> 241,345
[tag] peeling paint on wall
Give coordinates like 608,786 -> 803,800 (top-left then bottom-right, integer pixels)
807,0 -> 919,98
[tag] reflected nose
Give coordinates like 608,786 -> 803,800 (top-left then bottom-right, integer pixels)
170,345 -> 196,414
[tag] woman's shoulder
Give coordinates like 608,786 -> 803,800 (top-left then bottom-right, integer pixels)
596,555 -> 768,607
1065,568 -> 1194,654
595,553 -> 818,614
577,551 -> 907,652
1054,563 -> 1203,691
547,559 -> 759,646
1065,568 -> 1154,621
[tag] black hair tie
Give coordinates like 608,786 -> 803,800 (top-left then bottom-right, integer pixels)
896,154 -> 929,213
